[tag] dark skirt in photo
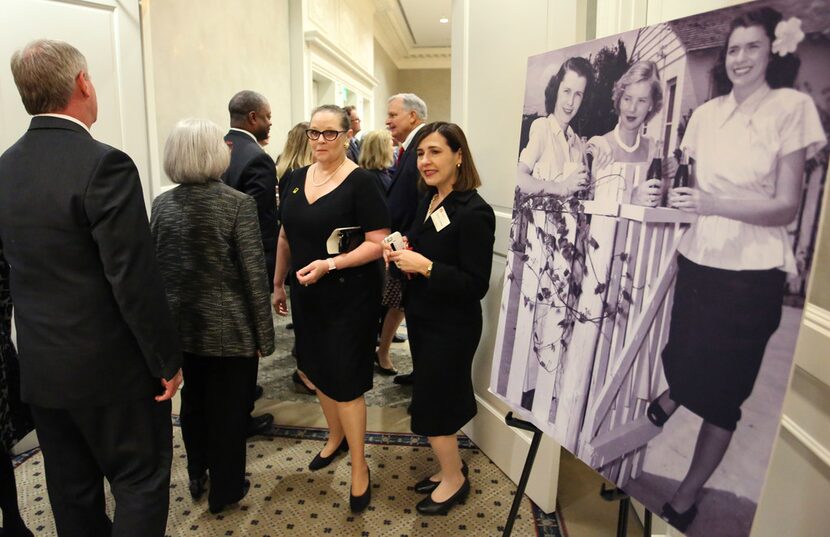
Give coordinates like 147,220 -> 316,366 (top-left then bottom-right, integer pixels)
661,255 -> 785,431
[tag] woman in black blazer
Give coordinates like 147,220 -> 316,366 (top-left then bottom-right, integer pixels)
386,122 -> 495,515
151,119 -> 275,515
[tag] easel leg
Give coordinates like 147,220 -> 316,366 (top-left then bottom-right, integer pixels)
502,412 -> 544,537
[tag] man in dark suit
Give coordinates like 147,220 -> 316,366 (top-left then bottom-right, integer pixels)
0,39 -> 182,537
343,105 -> 361,163
223,91 -> 276,437
379,93 -> 428,385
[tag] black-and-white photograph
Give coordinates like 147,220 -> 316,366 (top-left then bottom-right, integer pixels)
489,0 -> 830,535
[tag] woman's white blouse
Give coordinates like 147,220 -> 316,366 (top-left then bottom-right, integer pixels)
519,115 -> 584,181
679,85 -> 826,274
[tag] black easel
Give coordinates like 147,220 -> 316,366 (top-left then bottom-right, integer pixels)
501,412 -> 544,537
600,484 -> 653,537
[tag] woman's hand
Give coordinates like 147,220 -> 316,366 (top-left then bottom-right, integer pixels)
587,136 -> 613,170
296,259 -> 330,286
561,164 -> 588,197
388,249 -> 431,276
669,187 -> 716,215
272,285 -> 289,316
631,178 -> 662,207
382,236 -> 409,269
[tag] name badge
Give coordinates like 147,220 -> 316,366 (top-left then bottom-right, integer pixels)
431,207 -> 450,232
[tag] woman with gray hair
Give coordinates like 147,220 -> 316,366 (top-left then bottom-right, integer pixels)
150,119 -> 275,515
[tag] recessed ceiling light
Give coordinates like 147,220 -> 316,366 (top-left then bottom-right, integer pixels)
439,17 -> 449,24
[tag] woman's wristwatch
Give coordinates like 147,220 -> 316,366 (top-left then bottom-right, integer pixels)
326,257 -> 337,272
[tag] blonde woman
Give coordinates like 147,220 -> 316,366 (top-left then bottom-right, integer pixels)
358,129 -> 395,194
277,121 -> 314,196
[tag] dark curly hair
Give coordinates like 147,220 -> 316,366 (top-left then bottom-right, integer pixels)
711,7 -> 800,97
544,56 -> 595,129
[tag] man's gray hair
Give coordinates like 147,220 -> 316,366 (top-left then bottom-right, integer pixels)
10,39 -> 87,115
389,93 -> 427,121
164,119 -> 231,184
228,90 -> 268,123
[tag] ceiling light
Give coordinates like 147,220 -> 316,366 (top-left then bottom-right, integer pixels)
439,17 -> 449,24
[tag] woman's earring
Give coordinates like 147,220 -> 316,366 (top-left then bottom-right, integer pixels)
456,162 -> 461,168
344,142 -> 349,149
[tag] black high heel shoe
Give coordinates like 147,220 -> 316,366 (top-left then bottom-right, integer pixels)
308,437 -> 348,471
374,353 -> 398,376
414,460 -> 469,494
416,477 -> 470,515
661,502 -> 698,532
349,468 -> 371,513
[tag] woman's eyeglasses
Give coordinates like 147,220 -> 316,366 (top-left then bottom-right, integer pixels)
305,129 -> 346,141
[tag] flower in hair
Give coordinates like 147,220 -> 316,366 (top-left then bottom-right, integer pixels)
772,17 -> 805,57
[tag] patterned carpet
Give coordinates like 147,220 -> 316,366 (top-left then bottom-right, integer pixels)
13,423 -> 564,537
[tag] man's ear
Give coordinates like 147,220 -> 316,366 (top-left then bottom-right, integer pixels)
247,110 -> 258,126
77,71 -> 92,98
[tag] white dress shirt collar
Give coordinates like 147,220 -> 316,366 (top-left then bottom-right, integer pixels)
229,127 -> 259,144
402,122 -> 427,150
36,113 -> 91,134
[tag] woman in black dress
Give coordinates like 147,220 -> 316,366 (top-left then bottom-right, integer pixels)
273,105 -> 390,513
386,122 -> 495,515
1,246 -> 34,536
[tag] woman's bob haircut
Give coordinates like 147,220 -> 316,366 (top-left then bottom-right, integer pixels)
164,118 -> 231,184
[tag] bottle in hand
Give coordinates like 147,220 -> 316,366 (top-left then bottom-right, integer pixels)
672,148 -> 689,189
647,140 -> 664,206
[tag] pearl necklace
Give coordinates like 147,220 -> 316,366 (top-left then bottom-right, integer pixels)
311,159 -> 347,187
613,124 -> 641,154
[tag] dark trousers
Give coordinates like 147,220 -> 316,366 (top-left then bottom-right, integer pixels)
180,353 -> 256,507
30,398 -> 173,537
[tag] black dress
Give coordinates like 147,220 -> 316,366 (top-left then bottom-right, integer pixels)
404,189 -> 495,436
280,167 -> 390,402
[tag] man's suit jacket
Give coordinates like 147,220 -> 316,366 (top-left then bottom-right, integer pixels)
222,130 -> 278,282
150,181 -> 276,358
346,137 -> 360,163
386,136 -> 422,234
0,116 -> 182,408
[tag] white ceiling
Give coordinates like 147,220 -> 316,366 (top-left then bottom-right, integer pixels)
398,0 -> 452,47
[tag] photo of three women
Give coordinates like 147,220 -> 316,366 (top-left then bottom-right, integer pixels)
495,3 -> 827,535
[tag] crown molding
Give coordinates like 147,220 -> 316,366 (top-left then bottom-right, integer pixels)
305,29 -> 379,92
373,0 -> 451,70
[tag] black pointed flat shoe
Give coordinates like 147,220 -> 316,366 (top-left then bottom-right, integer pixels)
309,437 -> 348,471
374,353 -> 398,376
661,502 -> 698,532
414,461 -> 469,494
350,468 -> 371,513
416,477 -> 470,516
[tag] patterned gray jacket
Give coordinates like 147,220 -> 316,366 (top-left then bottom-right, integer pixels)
151,180 -> 275,357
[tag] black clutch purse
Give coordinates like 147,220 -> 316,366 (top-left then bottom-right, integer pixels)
326,227 -> 363,254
